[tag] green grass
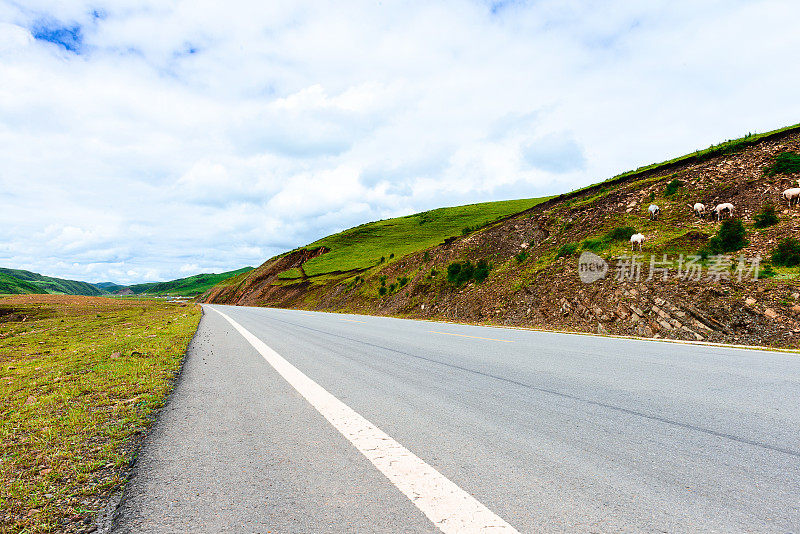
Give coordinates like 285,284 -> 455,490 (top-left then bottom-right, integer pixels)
0,295 -> 201,532
300,197 -> 551,276
127,267 -> 254,296
0,269 -> 103,297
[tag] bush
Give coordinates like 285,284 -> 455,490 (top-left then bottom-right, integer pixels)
760,263 -> 777,278
461,226 -> 473,236
556,243 -> 578,258
379,275 -> 387,285
429,268 -> 438,277
764,151 -> 800,176
398,276 -> 409,287
581,237 -> 606,251
605,226 -> 636,242
380,256 -> 385,263
648,191 -> 656,202
474,260 -> 491,283
753,204 -> 779,229
378,286 -> 387,296
771,237 -> 800,267
515,250 -> 528,263
446,260 -> 492,285
664,179 -> 684,197
388,283 -> 397,292
703,218 -> 748,255
389,253 -> 394,259
423,251 -> 430,262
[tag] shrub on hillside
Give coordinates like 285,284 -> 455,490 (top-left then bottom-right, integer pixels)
446,259 -> 491,285
760,263 -> 777,278
581,237 -> 606,251
378,286 -> 387,296
664,179 -> 684,197
702,218 -> 749,255
515,250 -> 528,263
764,151 -> 800,176
556,243 -> 578,258
771,237 -> 800,267
605,226 -> 636,242
398,276 -> 409,287
473,260 -> 491,283
753,204 -> 779,229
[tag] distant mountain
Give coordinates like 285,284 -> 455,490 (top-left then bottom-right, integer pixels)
126,267 -> 254,297
92,282 -> 129,293
0,268 -> 104,296
0,266 -> 254,298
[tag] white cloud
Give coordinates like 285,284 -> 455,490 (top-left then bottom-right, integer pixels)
1,0 -> 799,283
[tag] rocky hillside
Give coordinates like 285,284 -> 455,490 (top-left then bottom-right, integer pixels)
203,124 -> 800,349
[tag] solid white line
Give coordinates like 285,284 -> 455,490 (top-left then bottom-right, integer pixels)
209,306 -> 519,534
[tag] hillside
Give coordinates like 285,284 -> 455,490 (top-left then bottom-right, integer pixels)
0,272 -> 47,295
203,123 -> 800,349
127,267 -> 254,297
0,268 -> 103,296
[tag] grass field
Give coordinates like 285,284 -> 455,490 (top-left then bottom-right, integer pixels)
127,267 -> 253,296
0,295 -> 201,532
300,197 -> 552,276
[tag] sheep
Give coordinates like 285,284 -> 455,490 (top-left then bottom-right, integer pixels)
781,187 -> 800,207
630,233 -> 645,251
709,203 -> 734,221
648,204 -> 660,220
691,203 -> 706,218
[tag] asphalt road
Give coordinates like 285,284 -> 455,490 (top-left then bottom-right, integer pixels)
112,305 -> 800,533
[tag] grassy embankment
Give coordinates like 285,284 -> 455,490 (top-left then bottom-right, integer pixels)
0,295 -> 201,533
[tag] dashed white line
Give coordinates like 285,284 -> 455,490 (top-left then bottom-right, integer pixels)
209,306 -> 519,534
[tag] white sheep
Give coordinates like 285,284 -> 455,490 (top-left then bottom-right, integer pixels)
691,203 -> 706,218
709,202 -> 734,221
781,187 -> 800,207
648,204 -> 660,220
630,233 -> 645,251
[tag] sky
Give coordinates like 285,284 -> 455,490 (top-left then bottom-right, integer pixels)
1,1 -> 800,284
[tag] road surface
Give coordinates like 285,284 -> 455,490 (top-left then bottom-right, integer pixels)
112,305 -> 800,533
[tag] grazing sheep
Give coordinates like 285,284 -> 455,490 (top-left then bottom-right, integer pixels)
691,203 -> 706,218
630,233 -> 645,251
648,204 -> 660,220
781,187 -> 800,207
709,202 -> 734,221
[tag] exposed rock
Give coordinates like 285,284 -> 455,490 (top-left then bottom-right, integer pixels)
745,297 -> 757,307
764,308 -> 779,319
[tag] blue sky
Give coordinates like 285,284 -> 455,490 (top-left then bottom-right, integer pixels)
1,0 -> 799,284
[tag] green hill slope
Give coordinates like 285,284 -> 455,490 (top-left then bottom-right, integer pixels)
128,267 -> 254,296
291,197 -> 553,278
0,268 -> 103,296
0,272 -> 47,295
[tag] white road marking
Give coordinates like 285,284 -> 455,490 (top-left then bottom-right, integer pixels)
209,306 -> 519,534
340,318 -> 367,323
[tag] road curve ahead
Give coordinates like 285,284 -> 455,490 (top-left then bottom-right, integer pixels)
113,305 -> 800,533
